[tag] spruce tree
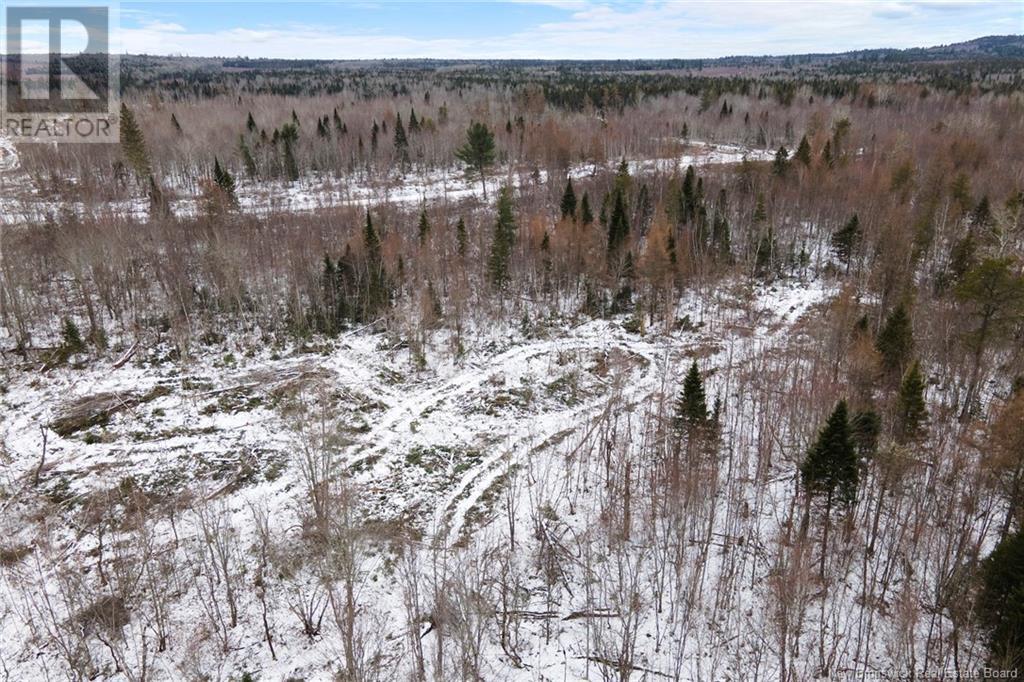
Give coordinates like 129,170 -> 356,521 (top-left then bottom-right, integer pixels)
794,134 -> 812,166
895,360 -> 928,443
362,211 -> 389,320
455,121 -> 497,199
560,178 -> 577,221
851,409 -> 881,456
488,186 -> 516,289
754,228 -> 777,277
831,214 -> 861,265
948,231 -> 978,283
673,360 -> 709,435
753,193 -> 767,225
417,209 -> 430,244
822,139 -> 834,168
239,136 -> 258,178
956,258 -> 1024,417
246,112 -> 256,133
119,103 -> 150,178
772,146 -> 790,176
712,189 -> 732,260
61,317 -> 85,355
456,217 -> 468,258
971,195 -> 993,229
801,400 -> 859,577
876,304 -> 914,379
977,528 -> 1024,669
681,165 -> 697,223
148,174 -> 169,218
580,192 -> 594,226
393,114 -> 409,165
606,190 -> 630,260
213,157 -> 238,207
279,123 -> 299,181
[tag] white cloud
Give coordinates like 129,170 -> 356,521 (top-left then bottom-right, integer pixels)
116,1 -> 1022,59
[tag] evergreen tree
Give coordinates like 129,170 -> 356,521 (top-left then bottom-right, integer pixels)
393,114 -> 409,164
666,230 -> 677,267
362,211 -> 389,320
606,189 -> 630,261
455,121 -> 497,199
851,409 -> 881,456
971,195 -> 993,229
822,139 -> 834,168
876,304 -> 914,379
673,360 -> 709,435
580,192 -> 594,226
955,257 -> 1024,416
119,103 -> 150,178
560,178 -> 577,221
831,214 -> 861,265
712,189 -> 732,260
239,135 -> 258,179
246,112 -> 256,133
371,120 -> 379,152
755,228 -> 777,277
753,193 -> 768,225
279,123 -> 299,181
488,186 -> 516,289
213,157 -> 238,207
681,165 -> 697,223
801,400 -> 859,577
895,361 -> 928,443
417,209 -> 430,244
456,217 -> 468,257
148,174 -> 169,218
364,210 -> 382,266
772,145 -> 790,176
540,230 -> 552,294
408,108 -> 420,134
794,134 -> 812,166
977,528 -> 1024,669
949,231 -> 978,283
61,317 -> 85,355
614,159 -> 631,197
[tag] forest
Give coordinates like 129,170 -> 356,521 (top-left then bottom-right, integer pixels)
0,34 -> 1023,681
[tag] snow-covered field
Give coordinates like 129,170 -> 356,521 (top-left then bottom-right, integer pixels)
0,277 -> 844,681
0,137 -> 773,225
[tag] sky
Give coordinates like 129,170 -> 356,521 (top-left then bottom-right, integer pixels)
12,1 -> 1024,59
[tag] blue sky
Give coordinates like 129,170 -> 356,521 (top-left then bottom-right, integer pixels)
105,1 -> 1024,59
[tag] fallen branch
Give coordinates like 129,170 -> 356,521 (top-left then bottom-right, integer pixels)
112,340 -> 140,369
583,656 -> 673,678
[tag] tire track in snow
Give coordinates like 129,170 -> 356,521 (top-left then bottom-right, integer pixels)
433,282 -> 831,547
434,337 -> 667,547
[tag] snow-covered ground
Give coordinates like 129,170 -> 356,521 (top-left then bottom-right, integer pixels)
0,138 -> 773,225
0,278 -> 841,681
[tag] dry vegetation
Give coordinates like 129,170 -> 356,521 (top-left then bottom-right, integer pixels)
1,49 -> 1024,680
